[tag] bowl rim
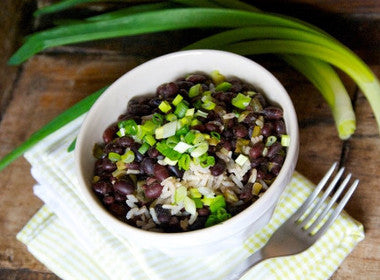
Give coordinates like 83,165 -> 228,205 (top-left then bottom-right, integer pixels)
75,49 -> 299,243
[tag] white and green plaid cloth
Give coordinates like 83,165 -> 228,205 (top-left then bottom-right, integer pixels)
18,115 -> 364,280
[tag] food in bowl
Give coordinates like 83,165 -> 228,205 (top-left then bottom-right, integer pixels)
91,70 -> 288,233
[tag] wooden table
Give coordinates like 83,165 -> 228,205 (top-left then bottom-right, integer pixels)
0,1 -> 379,279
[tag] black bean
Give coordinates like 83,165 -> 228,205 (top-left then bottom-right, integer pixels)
205,122 -> 218,132
267,142 -> 282,159
141,158 -> 156,175
212,91 -> 235,103
117,136 -> 134,147
240,183 -> 253,202
234,124 -> 248,138
261,122 -> 274,137
104,142 -> 124,155
271,154 -> 285,165
127,104 -> 151,116
153,164 -> 170,181
185,74 -> 207,83
274,120 -> 286,135
93,181 -> 113,195
155,204 -> 171,224
192,124 -> 207,133
223,129 -> 233,139
220,140 -> 232,151
96,158 -> 117,172
250,157 -> 266,168
242,113 -> 257,124
125,162 -> 140,170
255,94 -> 267,108
109,203 -> 127,217
176,80 -> 194,90
198,207 -> 210,216
103,124 -> 118,144
156,82 -> 179,98
167,165 -> 184,178
103,196 -> 115,205
263,106 -> 283,120
270,162 -> 282,175
229,79 -> 244,93
114,179 -> 135,196
114,192 -> 126,202
188,216 -> 207,231
148,97 -> 162,107
147,147 -> 159,158
143,183 -> 163,199
210,159 -> 226,176
130,143 -> 143,162
249,142 -> 264,159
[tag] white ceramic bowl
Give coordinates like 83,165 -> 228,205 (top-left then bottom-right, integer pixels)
75,50 -> 299,256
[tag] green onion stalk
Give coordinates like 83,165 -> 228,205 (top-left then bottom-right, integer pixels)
1,3 -> 379,171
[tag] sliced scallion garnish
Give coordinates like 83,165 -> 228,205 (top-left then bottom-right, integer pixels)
232,93 -> 252,109
178,153 -> 191,170
189,83 -> 202,97
172,94 -> 184,106
138,143 -> 150,154
158,100 -> 172,113
108,152 -> 121,162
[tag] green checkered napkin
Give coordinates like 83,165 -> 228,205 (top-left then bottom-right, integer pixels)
17,115 -> 364,280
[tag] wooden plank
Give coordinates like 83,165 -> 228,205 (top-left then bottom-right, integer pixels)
0,268 -> 60,280
330,66 -> 380,279
0,53 -> 144,272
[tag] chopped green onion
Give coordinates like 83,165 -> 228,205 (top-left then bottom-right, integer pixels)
235,154 -> 249,166
118,119 -> 138,135
155,121 -> 177,139
108,152 -> 121,162
189,83 -> 202,97
202,100 -> 216,110
215,81 -> 232,91
210,70 -> 225,85
209,195 -> 226,212
195,110 -> 208,118
121,149 -> 135,163
156,142 -> 182,160
144,134 -> 156,146
174,101 -> 189,118
163,157 -> 178,166
184,196 -> 197,215
166,135 -> 180,148
191,119 -> 202,126
193,133 -> 205,145
141,120 -> 157,134
189,188 -> 202,198
178,154 -> 191,170
281,134 -> 290,146
205,207 -> 231,227
192,197 -> 203,208
179,116 -> 192,127
185,108 -> 195,117
193,99 -> 203,109
232,93 -> 252,109
176,125 -> 190,136
135,125 -> 145,141
184,131 -> 196,144
175,186 -> 187,203
191,142 -> 209,157
152,113 -> 164,125
138,143 -> 150,154
158,100 -> 172,113
200,155 -> 215,167
166,113 -> 177,122
266,135 -> 277,146
210,131 -> 221,140
173,141 -> 193,153
172,94 -> 184,106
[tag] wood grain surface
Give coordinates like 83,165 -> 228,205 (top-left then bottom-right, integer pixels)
0,1 -> 379,279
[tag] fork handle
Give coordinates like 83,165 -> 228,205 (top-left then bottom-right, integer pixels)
224,248 -> 265,280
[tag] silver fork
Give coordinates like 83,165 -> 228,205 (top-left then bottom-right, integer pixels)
225,162 -> 359,280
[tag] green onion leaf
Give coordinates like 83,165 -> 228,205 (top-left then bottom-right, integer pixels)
215,81 -> 232,91
155,121 -> 177,139
108,152 -> 121,162
118,119 -> 138,135
121,149 -> 135,163
189,83 -> 202,97
202,100 -> 216,110
158,100 -> 172,113
152,113 -> 164,125
232,93 -> 251,109
265,136 -> 277,146
281,134 -> 290,147
209,195 -> 226,212
210,131 -> 221,140
144,134 -> 156,146
191,142 -> 209,158
67,137 -> 76,152
166,113 -> 178,122
138,143 -> 150,154
184,131 -> 196,144
178,154 -> 191,170
174,101 -> 189,118
172,94 -> 184,106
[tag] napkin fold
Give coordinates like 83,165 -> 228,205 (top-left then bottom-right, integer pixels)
17,115 -> 364,280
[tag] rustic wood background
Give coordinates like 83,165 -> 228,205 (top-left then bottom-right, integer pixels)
0,1 -> 379,279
